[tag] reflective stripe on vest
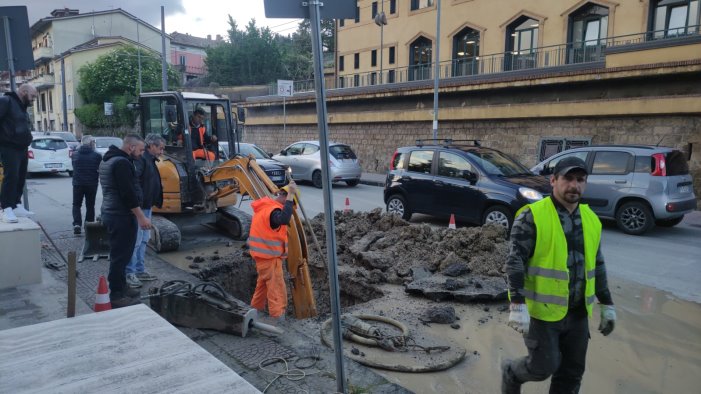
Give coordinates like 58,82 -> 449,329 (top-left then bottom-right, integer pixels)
521,197 -> 601,322
248,198 -> 288,259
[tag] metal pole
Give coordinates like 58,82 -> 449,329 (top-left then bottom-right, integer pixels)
308,1 -> 346,392
137,23 -> 142,94
160,6 -> 168,91
379,0 -> 384,84
432,0 -> 441,139
61,57 -> 68,131
2,16 -> 16,92
283,96 -> 286,139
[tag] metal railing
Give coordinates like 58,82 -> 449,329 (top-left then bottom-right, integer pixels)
279,25 -> 700,94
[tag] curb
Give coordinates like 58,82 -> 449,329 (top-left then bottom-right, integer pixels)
359,178 -> 385,187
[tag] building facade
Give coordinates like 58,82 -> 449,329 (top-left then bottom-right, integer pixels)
169,32 -> 223,84
28,8 -> 169,134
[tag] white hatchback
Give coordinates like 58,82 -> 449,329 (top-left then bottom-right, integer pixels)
27,135 -> 73,176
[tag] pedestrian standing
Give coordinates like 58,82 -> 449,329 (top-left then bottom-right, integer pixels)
71,135 -> 102,234
248,181 -> 299,323
0,84 -> 38,223
126,134 -> 165,288
99,134 -> 151,308
501,156 -> 616,394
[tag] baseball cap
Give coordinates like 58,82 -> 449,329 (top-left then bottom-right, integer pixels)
553,156 -> 588,176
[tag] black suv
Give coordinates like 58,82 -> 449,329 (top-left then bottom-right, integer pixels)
384,140 -> 551,229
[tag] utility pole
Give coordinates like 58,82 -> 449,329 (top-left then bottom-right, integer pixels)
432,0 -> 441,139
60,57 -> 68,131
137,22 -> 142,94
160,6 -> 168,91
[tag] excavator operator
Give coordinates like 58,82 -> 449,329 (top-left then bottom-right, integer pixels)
189,108 -> 217,161
248,181 -> 299,323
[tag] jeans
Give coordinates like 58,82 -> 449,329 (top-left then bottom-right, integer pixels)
102,213 -> 138,298
126,208 -> 152,274
72,185 -> 98,226
508,309 -> 590,393
0,146 -> 28,209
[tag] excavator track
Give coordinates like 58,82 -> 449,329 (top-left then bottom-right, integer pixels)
150,215 -> 181,252
216,206 -> 252,240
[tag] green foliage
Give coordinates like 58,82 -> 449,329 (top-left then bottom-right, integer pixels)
206,16 -> 336,85
76,45 -> 180,127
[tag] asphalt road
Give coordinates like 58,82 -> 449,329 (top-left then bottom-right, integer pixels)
26,173 -> 701,303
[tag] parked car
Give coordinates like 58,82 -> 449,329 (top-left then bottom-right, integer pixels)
93,136 -> 123,155
384,139 -> 551,229
219,142 -> 290,187
27,135 -> 73,176
273,141 -> 362,188
531,145 -> 697,235
45,131 -> 80,152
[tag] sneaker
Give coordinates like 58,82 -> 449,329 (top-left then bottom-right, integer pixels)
111,296 -> 140,309
13,204 -> 35,217
136,271 -> 158,281
501,359 -> 521,394
126,273 -> 142,288
73,225 -> 82,235
2,207 -> 18,223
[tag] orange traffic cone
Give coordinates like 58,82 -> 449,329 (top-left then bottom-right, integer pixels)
344,197 -> 351,213
448,214 -> 456,229
94,275 -> 111,312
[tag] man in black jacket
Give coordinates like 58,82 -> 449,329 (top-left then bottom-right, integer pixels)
0,84 -> 38,223
71,135 -> 102,234
126,134 -> 165,288
99,134 -> 152,307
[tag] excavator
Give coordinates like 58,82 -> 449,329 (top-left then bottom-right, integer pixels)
88,91 -> 316,318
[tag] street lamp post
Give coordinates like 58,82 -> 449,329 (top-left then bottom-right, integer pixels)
432,0 -> 441,139
374,2 -> 387,84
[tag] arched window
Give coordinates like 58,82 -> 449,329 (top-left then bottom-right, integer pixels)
409,37 -> 432,81
568,3 -> 609,63
505,17 -> 539,71
452,27 -> 480,76
651,0 -> 700,38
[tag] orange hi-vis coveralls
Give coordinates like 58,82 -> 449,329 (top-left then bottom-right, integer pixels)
191,125 -> 216,161
248,197 -> 289,318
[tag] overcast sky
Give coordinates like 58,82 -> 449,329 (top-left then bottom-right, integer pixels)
13,0 -> 301,38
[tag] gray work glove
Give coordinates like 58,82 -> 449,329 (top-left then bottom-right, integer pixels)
507,303 -> 530,335
598,304 -> 616,336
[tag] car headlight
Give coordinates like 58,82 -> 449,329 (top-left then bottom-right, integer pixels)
519,187 -> 543,201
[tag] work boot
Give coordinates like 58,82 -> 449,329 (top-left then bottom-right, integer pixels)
73,225 -> 82,235
125,287 -> 141,298
111,295 -> 140,309
501,358 -> 521,394
126,273 -> 143,288
136,271 -> 158,281
2,207 -> 18,223
13,204 -> 35,217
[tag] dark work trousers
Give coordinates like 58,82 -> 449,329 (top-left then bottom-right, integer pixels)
102,213 -> 137,299
0,145 -> 28,209
72,185 -> 98,226
509,309 -> 590,393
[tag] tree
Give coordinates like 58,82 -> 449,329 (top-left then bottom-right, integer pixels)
76,45 -> 180,128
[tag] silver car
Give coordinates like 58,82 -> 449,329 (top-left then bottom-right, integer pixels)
273,141 -> 362,188
531,145 -> 697,235
93,136 -> 123,155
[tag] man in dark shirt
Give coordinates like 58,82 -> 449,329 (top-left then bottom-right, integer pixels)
71,135 -> 102,234
99,134 -> 152,308
502,156 -> 616,393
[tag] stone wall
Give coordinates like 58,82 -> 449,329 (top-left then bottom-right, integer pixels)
245,115 -> 701,208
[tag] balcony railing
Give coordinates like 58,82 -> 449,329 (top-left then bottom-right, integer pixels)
279,26 -> 700,94
33,46 -> 54,62
29,73 -> 55,89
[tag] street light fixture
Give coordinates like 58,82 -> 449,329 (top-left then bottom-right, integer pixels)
374,2 -> 387,84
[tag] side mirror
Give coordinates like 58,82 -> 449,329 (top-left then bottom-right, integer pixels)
165,105 -> 177,123
464,170 -> 478,183
279,150 -> 286,156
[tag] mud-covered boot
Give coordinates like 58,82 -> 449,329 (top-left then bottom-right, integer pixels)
501,359 -> 521,394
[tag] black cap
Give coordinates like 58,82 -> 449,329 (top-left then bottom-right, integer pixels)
554,156 -> 588,176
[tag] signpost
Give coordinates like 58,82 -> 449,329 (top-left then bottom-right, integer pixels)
277,79 -> 293,138
264,1 -> 355,392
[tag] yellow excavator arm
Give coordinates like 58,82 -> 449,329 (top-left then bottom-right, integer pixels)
202,155 -> 318,319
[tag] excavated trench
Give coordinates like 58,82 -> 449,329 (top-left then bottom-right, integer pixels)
199,209 -> 510,316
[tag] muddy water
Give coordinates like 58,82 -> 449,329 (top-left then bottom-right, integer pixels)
373,277 -> 701,393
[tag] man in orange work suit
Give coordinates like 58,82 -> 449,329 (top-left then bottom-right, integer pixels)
189,108 -> 217,161
248,180 -> 298,322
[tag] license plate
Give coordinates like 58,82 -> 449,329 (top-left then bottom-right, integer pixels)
678,185 -> 690,193
45,163 -> 62,169
270,176 -> 284,182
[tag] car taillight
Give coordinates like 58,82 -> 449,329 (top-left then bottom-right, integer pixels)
27,150 -> 34,159
69,150 -> 74,158
389,151 -> 399,170
651,153 -> 666,176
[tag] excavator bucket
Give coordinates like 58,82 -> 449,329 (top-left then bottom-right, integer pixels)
80,219 -> 111,262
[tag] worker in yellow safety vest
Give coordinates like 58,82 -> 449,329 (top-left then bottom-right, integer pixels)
189,108 -> 217,161
501,156 -> 616,394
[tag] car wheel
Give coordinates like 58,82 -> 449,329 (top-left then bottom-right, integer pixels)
346,179 -> 359,187
655,216 -> 684,227
482,205 -> 512,230
312,170 -> 323,189
386,194 -> 412,221
616,201 -> 654,235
